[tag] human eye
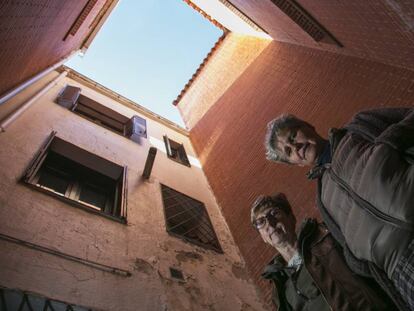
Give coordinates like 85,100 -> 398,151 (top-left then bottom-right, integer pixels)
285,146 -> 291,156
289,130 -> 297,142
255,217 -> 266,229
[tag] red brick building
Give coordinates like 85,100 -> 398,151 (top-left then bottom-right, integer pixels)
175,0 -> 414,305
0,0 -> 117,98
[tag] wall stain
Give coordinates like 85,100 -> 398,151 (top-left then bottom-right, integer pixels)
133,258 -> 154,275
175,250 -> 203,262
232,263 -> 249,281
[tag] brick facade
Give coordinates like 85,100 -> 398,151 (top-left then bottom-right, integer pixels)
179,39 -> 414,306
0,0 -> 108,96
227,0 -> 414,70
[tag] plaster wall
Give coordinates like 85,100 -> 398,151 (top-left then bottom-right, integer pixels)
0,71 -> 267,311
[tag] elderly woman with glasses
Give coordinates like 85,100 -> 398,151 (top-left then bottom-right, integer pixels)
251,193 -> 393,311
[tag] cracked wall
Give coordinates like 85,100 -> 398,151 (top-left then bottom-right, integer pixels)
0,70 -> 267,311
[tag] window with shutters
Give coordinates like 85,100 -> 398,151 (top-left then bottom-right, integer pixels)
161,184 -> 222,253
56,85 -> 147,143
163,135 -> 191,167
23,132 -> 128,223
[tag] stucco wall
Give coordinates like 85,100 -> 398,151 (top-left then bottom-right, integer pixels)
0,71 -> 267,311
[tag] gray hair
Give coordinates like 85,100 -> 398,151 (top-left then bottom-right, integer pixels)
264,114 -> 313,163
250,193 -> 292,225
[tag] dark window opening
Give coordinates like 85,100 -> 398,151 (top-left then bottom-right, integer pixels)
56,85 -> 147,143
24,132 -> 127,222
64,0 -> 98,40
169,267 -> 185,281
161,184 -> 222,253
270,0 -> 342,46
163,135 -> 190,167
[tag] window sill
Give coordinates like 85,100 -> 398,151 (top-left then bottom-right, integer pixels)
167,231 -> 223,254
167,156 -> 191,167
25,183 -> 127,225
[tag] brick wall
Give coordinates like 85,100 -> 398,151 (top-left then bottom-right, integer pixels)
227,0 -> 414,70
0,0 -> 107,96
177,33 -> 270,129
181,40 -> 414,306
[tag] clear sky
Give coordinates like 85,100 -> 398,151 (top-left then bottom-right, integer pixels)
65,0 -> 222,127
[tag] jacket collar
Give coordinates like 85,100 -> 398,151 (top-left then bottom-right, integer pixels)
307,128 -> 347,180
262,219 -> 318,279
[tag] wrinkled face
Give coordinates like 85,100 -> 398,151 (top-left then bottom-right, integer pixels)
255,207 -> 296,248
275,125 -> 323,166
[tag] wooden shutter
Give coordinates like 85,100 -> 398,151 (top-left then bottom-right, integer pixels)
125,115 -> 147,143
57,86 -> 81,109
163,135 -> 172,157
179,144 -> 191,167
142,147 -> 157,179
121,166 -> 128,221
22,131 -> 56,182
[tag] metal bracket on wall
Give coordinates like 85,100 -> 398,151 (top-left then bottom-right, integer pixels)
0,232 -> 131,277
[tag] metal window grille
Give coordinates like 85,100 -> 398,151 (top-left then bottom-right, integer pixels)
64,0 -> 98,40
161,184 -> 222,253
270,0 -> 342,46
0,286 -> 92,311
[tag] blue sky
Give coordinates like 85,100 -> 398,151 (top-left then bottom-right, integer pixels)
66,0 -> 222,127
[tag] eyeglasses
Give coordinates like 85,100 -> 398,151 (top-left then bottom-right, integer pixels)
253,209 -> 279,230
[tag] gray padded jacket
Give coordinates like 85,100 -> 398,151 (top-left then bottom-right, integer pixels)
307,107 -> 414,310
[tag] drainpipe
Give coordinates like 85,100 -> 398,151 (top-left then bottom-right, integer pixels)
0,71 -> 68,132
0,50 -> 79,106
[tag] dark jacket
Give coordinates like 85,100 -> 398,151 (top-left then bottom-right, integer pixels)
307,107 -> 414,310
262,219 -> 392,311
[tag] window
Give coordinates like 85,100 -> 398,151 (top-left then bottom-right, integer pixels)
57,85 -> 147,143
64,0 -> 98,40
163,135 -> 190,167
161,184 -> 222,252
0,286 -> 92,311
23,132 -> 127,223
270,0 -> 342,46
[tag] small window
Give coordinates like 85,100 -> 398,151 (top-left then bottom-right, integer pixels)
163,135 -> 190,167
23,132 -> 128,223
161,184 -> 222,252
270,0 -> 342,46
57,85 -> 147,143
64,0 -> 98,40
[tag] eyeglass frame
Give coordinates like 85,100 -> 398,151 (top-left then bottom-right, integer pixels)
252,208 -> 281,230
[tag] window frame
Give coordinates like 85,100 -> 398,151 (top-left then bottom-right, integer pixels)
56,85 -> 147,143
163,135 -> 191,167
160,184 -> 222,253
22,132 -> 128,224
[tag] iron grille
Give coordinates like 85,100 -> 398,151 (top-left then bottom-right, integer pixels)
270,0 -> 342,46
0,287 -> 92,311
161,184 -> 222,253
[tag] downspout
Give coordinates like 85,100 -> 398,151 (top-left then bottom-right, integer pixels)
0,71 -> 68,132
0,50 -> 79,106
